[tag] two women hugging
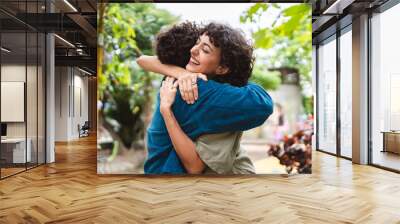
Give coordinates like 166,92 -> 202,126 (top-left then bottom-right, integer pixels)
136,21 -> 273,174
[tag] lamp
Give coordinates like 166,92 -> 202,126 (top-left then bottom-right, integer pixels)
63,0 -> 78,12
54,34 -> 75,48
1,47 -> 11,53
78,67 -> 93,76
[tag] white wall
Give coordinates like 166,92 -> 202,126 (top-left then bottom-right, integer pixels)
55,66 -> 69,141
1,63 -> 46,164
73,72 -> 89,136
54,67 -> 89,141
1,82 -> 25,122
1,65 -> 27,138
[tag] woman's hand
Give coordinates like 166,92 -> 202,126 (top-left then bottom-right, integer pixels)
177,72 -> 207,104
160,77 -> 179,112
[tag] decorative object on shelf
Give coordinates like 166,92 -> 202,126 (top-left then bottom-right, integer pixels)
78,121 -> 90,138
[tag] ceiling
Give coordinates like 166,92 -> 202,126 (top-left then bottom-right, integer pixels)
0,0 -> 97,75
312,0 -> 390,44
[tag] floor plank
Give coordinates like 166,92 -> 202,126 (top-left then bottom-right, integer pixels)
0,134 -> 399,223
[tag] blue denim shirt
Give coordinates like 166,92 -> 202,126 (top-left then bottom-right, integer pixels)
144,79 -> 273,174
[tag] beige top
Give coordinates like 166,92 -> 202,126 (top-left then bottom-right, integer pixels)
195,131 -> 255,174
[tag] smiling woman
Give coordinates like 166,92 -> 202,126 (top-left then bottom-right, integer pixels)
188,23 -> 255,87
186,34 -> 228,76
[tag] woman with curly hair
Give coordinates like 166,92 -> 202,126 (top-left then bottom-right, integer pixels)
137,21 -> 273,174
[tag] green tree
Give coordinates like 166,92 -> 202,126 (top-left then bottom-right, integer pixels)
250,65 -> 281,90
241,3 -> 311,80
241,3 -> 312,113
98,3 -> 177,151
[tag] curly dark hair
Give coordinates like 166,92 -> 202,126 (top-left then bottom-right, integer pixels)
200,22 -> 255,87
155,21 -> 200,68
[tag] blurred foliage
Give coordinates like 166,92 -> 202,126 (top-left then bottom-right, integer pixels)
241,3 -> 312,93
98,3 -> 177,150
250,65 -> 281,90
302,95 -> 314,115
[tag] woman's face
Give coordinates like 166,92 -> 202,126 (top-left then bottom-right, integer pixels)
185,34 -> 227,75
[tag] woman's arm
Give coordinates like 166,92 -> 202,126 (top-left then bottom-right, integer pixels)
159,77 -> 205,174
161,108 -> 205,174
136,55 -> 207,104
136,55 -> 185,79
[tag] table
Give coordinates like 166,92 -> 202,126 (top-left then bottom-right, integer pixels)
1,138 -> 31,163
381,131 -> 400,154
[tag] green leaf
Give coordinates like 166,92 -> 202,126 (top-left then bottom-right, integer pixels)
241,3 -> 268,23
253,28 -> 274,49
282,4 -> 310,17
243,3 -> 312,97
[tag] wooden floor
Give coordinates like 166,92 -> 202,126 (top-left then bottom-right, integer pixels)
372,151 -> 400,171
1,167 -> 26,178
0,135 -> 400,223
1,163 -> 45,178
